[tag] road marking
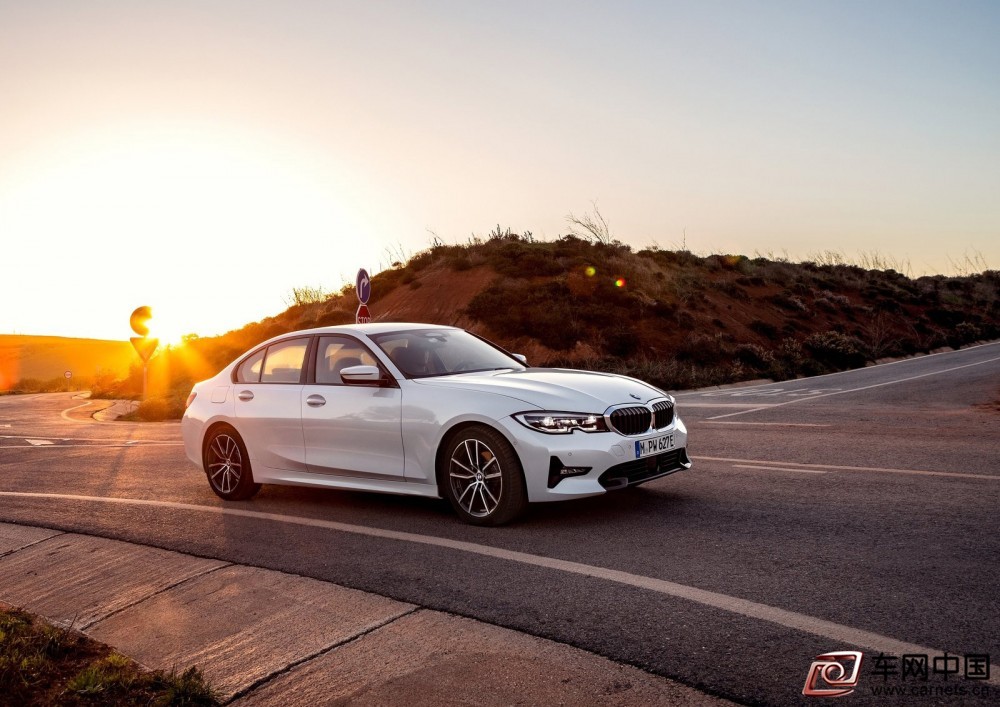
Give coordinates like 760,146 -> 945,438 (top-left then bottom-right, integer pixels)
732,464 -> 827,474
706,354 -> 1000,420
703,421 -> 829,428
0,434 -> 178,444
60,400 -> 94,421
678,403 -> 779,408
676,340 -> 1000,399
697,388 -> 841,399
1,490 -> 997,686
692,455 -> 1000,480
25,439 -> 55,446
0,443 -> 183,449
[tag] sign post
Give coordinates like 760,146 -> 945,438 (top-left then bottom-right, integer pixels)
356,268 -> 372,324
129,306 -> 159,400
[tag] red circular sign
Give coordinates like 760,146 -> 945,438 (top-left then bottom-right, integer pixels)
356,304 -> 371,324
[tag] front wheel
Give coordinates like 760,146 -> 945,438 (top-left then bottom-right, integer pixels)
441,426 -> 527,526
203,425 -> 260,501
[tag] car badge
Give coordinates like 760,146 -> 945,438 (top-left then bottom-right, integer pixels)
629,393 -> 641,400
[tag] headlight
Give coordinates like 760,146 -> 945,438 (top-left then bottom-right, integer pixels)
513,412 -> 609,434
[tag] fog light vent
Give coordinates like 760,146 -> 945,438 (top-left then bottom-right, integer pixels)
548,457 -> 593,488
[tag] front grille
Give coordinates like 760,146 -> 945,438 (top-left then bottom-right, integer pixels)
652,400 -> 674,429
608,406 -> 651,436
598,448 -> 690,489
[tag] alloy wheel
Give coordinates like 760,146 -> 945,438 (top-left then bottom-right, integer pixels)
208,434 -> 242,495
449,438 -> 503,517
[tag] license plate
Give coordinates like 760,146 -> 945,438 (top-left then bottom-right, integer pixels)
634,433 -> 676,459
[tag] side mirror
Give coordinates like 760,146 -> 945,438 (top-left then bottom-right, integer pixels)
513,353 -> 527,365
340,365 -> 382,385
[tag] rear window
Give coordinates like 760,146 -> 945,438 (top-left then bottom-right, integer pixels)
261,338 -> 308,384
235,349 -> 265,383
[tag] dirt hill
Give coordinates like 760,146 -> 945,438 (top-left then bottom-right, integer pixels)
0,335 -> 135,392
73,234 -> 1000,418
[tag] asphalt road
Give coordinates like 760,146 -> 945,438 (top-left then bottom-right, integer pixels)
2,342 -> 999,705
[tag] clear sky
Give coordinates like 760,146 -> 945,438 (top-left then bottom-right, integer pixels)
2,1 -> 998,342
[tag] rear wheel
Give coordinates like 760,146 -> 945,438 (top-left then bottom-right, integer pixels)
441,426 -> 527,526
203,425 -> 260,501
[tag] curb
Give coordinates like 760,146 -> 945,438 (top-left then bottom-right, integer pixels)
0,522 -> 729,706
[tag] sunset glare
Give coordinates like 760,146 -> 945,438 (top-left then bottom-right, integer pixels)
2,1 -> 998,341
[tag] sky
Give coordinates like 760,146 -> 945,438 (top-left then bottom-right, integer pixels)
1,0 -> 998,342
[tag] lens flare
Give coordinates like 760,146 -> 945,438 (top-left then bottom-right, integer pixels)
584,266 -> 596,277
614,278 -> 626,288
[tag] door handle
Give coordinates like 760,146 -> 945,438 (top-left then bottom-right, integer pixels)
238,390 -> 254,402
306,394 -> 326,407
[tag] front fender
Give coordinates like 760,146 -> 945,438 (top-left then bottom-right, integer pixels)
400,383 -> 537,485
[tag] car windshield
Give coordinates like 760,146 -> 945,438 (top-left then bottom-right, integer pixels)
370,329 -> 526,379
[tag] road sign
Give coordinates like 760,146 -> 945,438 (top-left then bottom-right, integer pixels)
356,268 -> 371,304
356,304 -> 371,324
130,337 -> 159,363
130,306 -> 153,336
64,371 -> 72,379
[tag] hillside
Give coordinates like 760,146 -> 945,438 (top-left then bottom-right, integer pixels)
0,335 -> 135,392
81,234 -> 1000,418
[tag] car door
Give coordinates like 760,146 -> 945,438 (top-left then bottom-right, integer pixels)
233,337 -> 309,475
301,335 -> 405,480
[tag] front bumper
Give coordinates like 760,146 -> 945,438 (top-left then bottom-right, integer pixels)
497,414 -> 690,502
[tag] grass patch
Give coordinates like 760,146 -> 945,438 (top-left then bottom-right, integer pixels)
0,606 -> 218,706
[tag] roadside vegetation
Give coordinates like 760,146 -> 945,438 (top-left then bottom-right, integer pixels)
39,227 -> 998,420
0,335 -> 133,396
0,606 -> 217,706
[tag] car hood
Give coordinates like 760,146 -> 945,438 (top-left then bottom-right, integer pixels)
412,368 -> 665,412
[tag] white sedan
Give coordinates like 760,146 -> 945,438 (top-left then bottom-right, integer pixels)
181,323 -> 690,525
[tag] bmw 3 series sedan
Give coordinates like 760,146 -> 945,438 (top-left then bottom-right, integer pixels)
181,323 -> 690,525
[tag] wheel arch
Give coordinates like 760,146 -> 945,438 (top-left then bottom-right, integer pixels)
201,420 -> 241,467
433,420 -> 524,494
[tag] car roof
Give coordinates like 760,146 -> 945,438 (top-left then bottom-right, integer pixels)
281,322 -> 458,338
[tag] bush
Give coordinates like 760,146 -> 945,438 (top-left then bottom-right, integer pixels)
735,343 -> 775,372
948,321 -> 982,348
714,279 -> 749,301
676,333 -> 733,367
749,319 -> 779,340
768,292 -> 809,313
484,241 -> 564,278
768,338 -> 806,380
126,396 -> 187,422
447,254 -> 473,271
803,331 -> 867,372
466,280 -> 586,350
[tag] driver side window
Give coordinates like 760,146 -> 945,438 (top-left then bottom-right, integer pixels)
315,336 -> 378,385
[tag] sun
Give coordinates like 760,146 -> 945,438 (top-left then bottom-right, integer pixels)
142,311 -> 191,348
1,125 -> 376,342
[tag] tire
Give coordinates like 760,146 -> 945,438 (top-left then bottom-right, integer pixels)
441,426 -> 527,526
203,425 -> 260,501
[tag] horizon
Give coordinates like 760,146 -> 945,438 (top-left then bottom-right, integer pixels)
2,1 -> 998,341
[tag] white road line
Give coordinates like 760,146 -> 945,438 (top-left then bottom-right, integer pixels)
693,455 -> 1000,481
0,434 -> 178,444
701,421 -> 829,427
678,403 -> 779,409
25,439 -> 55,446
676,340 -> 1000,399
731,464 -> 827,474
0,443 -> 184,449
1,490 -> 997,685
706,354 -> 1000,420
704,405 -> 774,419
60,400 -> 95,422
